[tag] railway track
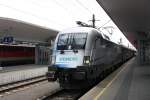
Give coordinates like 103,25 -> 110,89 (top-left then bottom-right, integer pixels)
39,67 -> 118,100
39,88 -> 90,100
0,75 -> 47,94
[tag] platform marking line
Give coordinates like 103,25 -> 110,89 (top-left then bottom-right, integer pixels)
0,95 -> 3,97
12,89 -> 20,93
94,61 -> 130,100
5,92 -> 11,95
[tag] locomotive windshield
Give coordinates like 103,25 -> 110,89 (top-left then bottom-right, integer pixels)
57,33 -> 87,50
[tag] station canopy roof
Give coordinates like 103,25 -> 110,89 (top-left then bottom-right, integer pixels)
97,0 -> 150,47
0,17 -> 58,44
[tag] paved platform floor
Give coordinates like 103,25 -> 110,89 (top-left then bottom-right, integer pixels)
97,57 -> 150,100
0,64 -> 47,73
80,57 -> 150,100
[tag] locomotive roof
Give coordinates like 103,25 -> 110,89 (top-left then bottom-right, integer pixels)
59,27 -> 99,34
58,27 -> 135,51
59,26 -> 108,41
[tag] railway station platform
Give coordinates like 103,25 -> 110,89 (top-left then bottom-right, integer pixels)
0,64 -> 48,86
0,64 -> 47,73
80,57 -> 150,100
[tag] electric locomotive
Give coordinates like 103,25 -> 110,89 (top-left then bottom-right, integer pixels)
46,27 -> 134,89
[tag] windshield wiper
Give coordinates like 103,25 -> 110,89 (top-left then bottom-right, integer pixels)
72,36 -> 78,53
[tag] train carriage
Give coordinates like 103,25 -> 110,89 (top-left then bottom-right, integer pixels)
0,44 -> 35,66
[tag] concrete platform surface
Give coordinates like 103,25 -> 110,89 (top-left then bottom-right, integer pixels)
0,64 -> 47,73
80,57 -> 150,100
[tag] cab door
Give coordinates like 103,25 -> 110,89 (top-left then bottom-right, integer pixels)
91,37 -> 106,65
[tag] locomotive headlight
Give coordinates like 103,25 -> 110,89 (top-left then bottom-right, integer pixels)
83,56 -> 90,65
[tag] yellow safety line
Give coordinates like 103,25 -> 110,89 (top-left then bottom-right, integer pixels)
94,62 -> 129,100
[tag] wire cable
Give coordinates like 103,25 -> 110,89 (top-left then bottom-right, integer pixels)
0,3 -> 64,26
75,0 -> 93,14
98,20 -> 111,29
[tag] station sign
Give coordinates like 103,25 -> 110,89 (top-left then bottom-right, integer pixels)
0,36 -> 14,44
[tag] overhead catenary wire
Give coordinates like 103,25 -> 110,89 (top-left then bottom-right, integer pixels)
75,0 -> 93,14
0,0 -> 95,28
51,0 -> 76,22
31,0 -> 93,24
98,20 -> 111,29
0,3 -> 64,27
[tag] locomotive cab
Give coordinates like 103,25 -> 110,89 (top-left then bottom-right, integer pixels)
55,32 -> 88,68
46,30 -> 91,83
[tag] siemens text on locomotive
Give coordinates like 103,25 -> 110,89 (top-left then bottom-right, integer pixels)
46,27 -> 135,89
